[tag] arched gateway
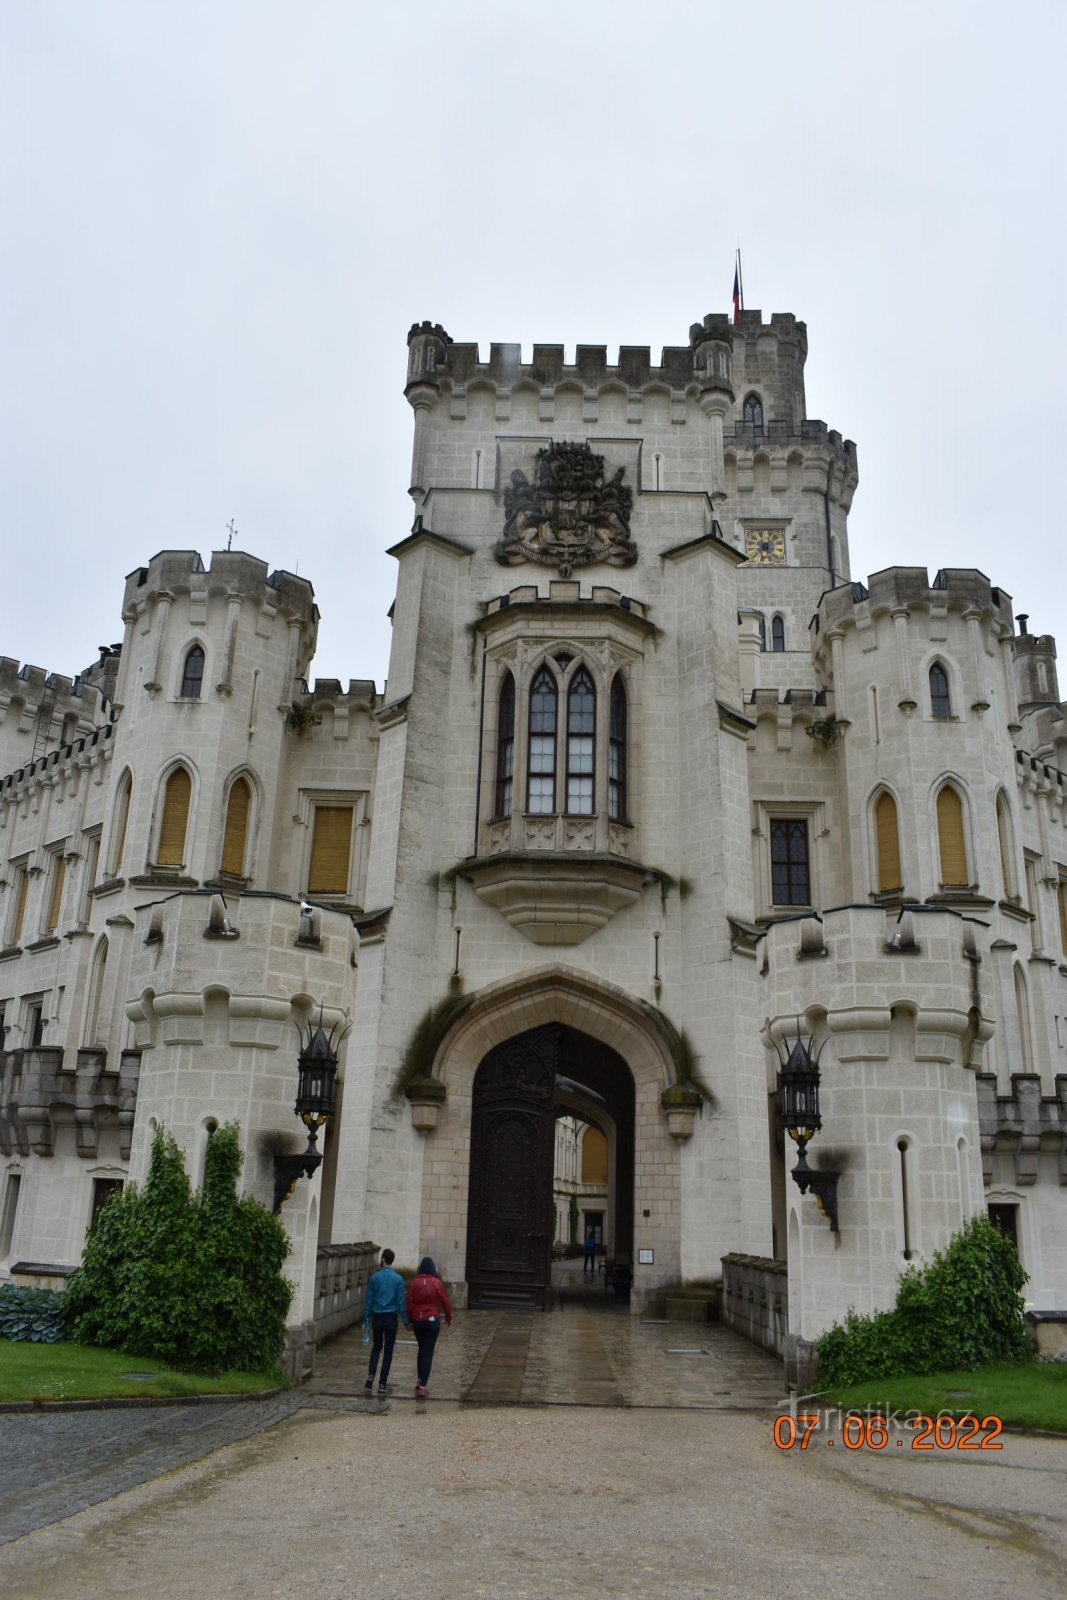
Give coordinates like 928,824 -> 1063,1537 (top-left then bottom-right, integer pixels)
466,1024 -> 634,1309
415,967 -> 681,1314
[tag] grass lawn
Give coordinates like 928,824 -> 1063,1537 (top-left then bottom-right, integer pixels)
0,1341 -> 287,1403
822,1362 -> 1067,1433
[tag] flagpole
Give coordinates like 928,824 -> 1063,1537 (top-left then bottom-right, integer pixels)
736,245 -> 744,313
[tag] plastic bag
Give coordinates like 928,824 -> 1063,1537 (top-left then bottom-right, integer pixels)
362,1321 -> 370,1347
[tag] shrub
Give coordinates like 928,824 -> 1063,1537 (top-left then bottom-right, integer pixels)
0,1285 -> 66,1343
816,1215 -> 1032,1387
64,1123 -> 293,1374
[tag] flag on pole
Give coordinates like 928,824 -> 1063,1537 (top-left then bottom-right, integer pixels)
732,266 -> 740,325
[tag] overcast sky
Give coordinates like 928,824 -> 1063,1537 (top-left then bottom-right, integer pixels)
2,1 -> 1064,696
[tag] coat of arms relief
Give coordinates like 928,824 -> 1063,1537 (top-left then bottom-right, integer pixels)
495,441 -> 637,575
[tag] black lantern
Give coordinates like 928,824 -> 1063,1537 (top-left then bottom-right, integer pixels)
774,1024 -> 840,1232
272,1011 -> 347,1212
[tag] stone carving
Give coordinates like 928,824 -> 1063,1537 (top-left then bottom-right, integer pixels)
496,442 -> 637,575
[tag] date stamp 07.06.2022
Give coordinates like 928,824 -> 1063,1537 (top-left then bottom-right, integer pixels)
772,1410 -> 1004,1452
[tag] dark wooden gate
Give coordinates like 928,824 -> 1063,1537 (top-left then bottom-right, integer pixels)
466,1028 -> 557,1309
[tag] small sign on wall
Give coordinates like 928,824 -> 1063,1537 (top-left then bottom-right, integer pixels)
638,1248 -> 654,1265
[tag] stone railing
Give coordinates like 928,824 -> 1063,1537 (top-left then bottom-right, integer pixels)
721,1253 -> 788,1359
313,1241 -> 379,1345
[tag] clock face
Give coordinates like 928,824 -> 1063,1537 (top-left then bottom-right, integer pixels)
745,528 -> 786,565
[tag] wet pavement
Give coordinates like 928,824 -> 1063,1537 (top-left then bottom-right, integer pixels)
0,1264 -> 785,1544
309,1263 -> 785,1409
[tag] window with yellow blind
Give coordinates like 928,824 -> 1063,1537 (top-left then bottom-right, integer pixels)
44,854 -> 66,933
10,867 -> 30,944
874,792 -> 902,892
996,794 -> 1017,899
307,805 -> 354,895
581,1125 -> 608,1184
156,767 -> 192,867
936,785 -> 968,887
220,777 -> 252,877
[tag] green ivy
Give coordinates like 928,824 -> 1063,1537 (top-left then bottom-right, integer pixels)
0,1285 -> 66,1343
816,1215 -> 1032,1387
64,1124 -> 293,1374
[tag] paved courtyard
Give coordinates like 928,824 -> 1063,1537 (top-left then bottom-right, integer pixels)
2,1282 -> 1066,1598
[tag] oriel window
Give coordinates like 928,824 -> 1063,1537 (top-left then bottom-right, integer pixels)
566,668 -> 596,815
527,667 -> 557,814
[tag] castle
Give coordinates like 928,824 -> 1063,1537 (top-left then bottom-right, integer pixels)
2,306 -> 1065,1381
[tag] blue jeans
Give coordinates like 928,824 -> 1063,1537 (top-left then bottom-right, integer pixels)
413,1319 -> 440,1385
368,1313 -> 399,1383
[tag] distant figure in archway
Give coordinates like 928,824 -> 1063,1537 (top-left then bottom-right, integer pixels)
583,1224 -> 597,1276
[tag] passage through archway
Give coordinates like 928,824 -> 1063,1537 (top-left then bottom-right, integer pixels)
466,1024 -> 634,1310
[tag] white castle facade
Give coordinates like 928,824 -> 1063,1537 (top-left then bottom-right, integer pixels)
2,307 -> 1065,1379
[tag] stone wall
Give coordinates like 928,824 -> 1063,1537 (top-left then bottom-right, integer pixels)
721,1252 -> 788,1359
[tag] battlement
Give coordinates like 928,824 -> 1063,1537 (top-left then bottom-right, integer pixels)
0,658 -> 113,736
121,550 -> 318,629
406,311 -> 812,398
303,678 -> 380,709
817,567 -> 1016,634
0,721 -> 114,794
482,580 -> 650,623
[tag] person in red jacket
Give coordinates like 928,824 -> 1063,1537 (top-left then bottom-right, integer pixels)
405,1256 -> 452,1397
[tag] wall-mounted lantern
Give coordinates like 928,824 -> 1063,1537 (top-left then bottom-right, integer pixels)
272,1011 -> 348,1212
775,1025 -> 839,1232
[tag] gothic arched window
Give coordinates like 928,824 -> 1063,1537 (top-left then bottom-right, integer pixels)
936,784 -> 968,887
743,392 -> 764,432
495,673 -> 515,819
221,776 -> 253,878
566,668 -> 596,814
874,791 -> 902,892
609,675 -> 627,822
180,645 -> 205,700
929,661 -> 951,719
527,667 -> 558,814
157,766 -> 192,867
771,614 -> 785,652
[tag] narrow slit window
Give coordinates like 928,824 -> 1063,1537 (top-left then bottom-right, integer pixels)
110,776 -> 132,875
771,614 -> 785,652
898,1139 -> 914,1259
495,674 -> 515,819
180,645 -> 205,699
566,668 -> 596,815
608,675 -> 627,822
929,662 -> 951,718
527,667 -> 557,814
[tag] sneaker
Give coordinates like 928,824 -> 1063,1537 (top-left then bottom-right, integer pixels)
363,1379 -> 374,1392
415,1383 -> 428,1398
378,1383 -> 393,1396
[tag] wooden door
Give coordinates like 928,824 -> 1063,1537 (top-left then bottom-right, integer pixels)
466,1028 -> 557,1309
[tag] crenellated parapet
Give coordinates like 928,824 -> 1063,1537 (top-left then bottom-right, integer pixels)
817,567 -> 1016,638
976,1071 -> 1067,1186
0,1045 -> 140,1159
404,311 -> 827,427
745,686 -> 831,750
0,721 -> 113,800
121,550 -> 317,633
0,657 -> 113,771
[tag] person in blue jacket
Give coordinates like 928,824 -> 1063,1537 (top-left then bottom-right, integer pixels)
363,1248 -> 409,1396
